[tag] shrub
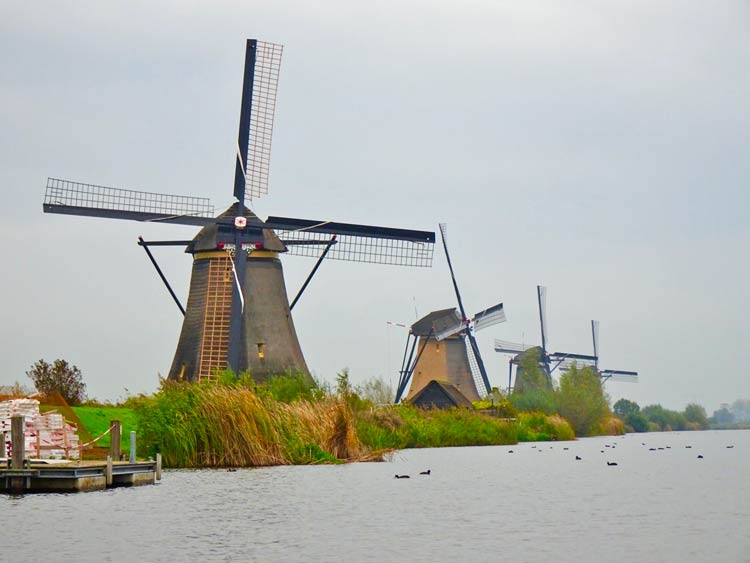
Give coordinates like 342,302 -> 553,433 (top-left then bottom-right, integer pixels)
356,405 -> 517,450
594,416 -> 625,436
516,412 -> 574,442
510,389 -> 557,414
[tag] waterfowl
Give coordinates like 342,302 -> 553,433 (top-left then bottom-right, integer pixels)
697,455 -> 703,459
395,474 -> 410,479
575,456 -> 582,461
420,470 -> 431,475
607,461 -> 618,466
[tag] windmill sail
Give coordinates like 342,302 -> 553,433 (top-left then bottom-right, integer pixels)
463,335 -> 487,399
601,369 -> 639,382
269,216 -> 435,267
537,285 -> 548,352
494,339 -> 535,354
591,319 -> 600,362
431,309 -> 465,341
439,223 -> 492,394
234,40 -> 283,203
473,302 -> 506,332
44,178 -> 216,226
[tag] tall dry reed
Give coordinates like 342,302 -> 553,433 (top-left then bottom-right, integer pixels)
135,382 -> 366,468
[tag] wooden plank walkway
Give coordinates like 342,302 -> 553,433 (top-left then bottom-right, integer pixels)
0,457 -> 162,493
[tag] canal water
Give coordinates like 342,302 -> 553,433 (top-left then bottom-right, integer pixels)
4,430 -> 749,562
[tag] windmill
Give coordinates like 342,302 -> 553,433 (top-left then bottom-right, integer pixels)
394,224 -> 505,404
494,285 -> 598,392
590,320 -> 639,383
43,39 -> 435,384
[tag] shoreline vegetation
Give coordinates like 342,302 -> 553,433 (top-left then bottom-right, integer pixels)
10,357 -> 745,469
102,368 -> 596,468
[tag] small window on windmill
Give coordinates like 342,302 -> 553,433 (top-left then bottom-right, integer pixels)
257,343 -> 266,360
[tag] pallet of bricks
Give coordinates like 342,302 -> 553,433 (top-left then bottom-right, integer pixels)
0,398 -> 80,460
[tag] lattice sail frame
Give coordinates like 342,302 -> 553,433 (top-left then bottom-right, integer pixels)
464,335 -> 488,398
45,178 -> 215,218
278,230 -> 434,267
494,339 -> 535,354
245,41 -> 283,202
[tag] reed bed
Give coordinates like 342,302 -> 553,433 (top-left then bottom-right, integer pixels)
135,382 -> 367,468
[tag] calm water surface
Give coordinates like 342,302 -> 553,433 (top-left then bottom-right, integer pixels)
4,430 -> 749,562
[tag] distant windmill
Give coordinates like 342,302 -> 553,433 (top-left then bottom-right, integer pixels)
394,224 -> 505,403
591,320 -> 639,383
43,39 -> 435,384
494,285 -> 597,391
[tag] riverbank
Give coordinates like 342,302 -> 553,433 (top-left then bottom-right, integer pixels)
69,381 -> 579,468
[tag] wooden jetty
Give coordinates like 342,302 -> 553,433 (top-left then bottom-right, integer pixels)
1,458 -> 161,493
1,414 -> 162,494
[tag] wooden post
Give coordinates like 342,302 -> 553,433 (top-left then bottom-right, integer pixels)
11,415 -> 25,470
110,420 -> 121,461
155,453 -> 162,481
62,422 -> 69,459
129,431 -> 136,463
105,455 -> 113,486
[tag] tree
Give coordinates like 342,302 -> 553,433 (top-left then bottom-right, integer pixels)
556,364 -> 610,436
0,381 -> 33,396
731,399 -> 750,424
683,403 -> 708,429
711,406 -> 734,426
513,348 -> 550,393
613,398 -> 640,418
356,376 -> 394,405
510,348 -> 557,413
641,404 -> 687,431
625,412 -> 649,432
26,359 -> 87,405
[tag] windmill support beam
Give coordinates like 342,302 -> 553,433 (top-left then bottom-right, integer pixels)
137,236 -> 185,316
289,236 -> 337,311
395,335 -> 419,404
401,330 -> 433,399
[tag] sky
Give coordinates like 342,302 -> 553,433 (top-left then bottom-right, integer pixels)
1,1 -> 748,412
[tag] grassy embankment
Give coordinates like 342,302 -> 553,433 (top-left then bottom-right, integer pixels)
71,406 -> 139,451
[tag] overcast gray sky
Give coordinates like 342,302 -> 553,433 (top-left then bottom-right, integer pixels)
1,1 -> 748,412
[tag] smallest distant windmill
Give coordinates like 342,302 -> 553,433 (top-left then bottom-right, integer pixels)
591,320 -> 639,383
494,285 -> 598,391
394,224 -> 506,403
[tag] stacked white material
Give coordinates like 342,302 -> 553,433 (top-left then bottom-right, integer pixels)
0,399 -> 79,460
